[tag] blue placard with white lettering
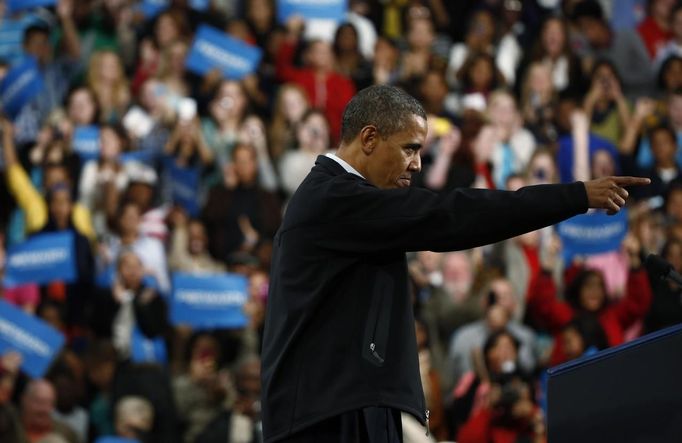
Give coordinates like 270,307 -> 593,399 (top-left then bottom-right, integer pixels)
557,209 -> 628,262
171,273 -> 249,329
130,327 -> 167,364
4,232 -> 76,287
95,437 -> 139,443
7,0 -> 56,13
0,16 -> 37,66
72,125 -> 101,161
277,0 -> 347,23
0,299 -> 65,378
165,160 -> 200,217
185,25 -> 262,80
0,57 -> 44,119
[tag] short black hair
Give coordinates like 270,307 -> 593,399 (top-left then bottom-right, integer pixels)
22,24 -> 50,46
571,0 -> 604,21
649,124 -> 677,144
340,85 -> 426,144
658,55 -> 682,91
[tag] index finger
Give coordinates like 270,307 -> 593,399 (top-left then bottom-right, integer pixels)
612,176 -> 651,186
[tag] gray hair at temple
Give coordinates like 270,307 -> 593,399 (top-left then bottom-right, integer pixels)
340,85 -> 427,144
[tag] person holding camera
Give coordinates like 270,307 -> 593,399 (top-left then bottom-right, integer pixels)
455,330 -> 545,443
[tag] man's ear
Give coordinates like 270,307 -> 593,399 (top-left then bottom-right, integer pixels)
359,125 -> 378,155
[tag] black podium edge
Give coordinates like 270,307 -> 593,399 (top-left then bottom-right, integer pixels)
546,322 -> 682,378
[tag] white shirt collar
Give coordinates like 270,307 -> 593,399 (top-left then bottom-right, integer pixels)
325,153 -> 365,179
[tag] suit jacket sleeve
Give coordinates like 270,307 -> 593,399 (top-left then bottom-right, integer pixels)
304,177 -> 588,254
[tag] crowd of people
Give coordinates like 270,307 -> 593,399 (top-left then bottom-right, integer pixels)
0,0 -> 681,442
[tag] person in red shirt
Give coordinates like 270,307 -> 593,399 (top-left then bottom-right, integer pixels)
276,17 -> 356,144
527,235 -> 652,365
637,0 -> 676,59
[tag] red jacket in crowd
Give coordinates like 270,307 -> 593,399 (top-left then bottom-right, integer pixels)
527,266 -> 652,365
275,40 -> 355,144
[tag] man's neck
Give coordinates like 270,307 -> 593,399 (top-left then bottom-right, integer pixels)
335,147 -> 369,179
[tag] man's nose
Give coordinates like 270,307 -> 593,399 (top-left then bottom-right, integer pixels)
409,154 -> 422,172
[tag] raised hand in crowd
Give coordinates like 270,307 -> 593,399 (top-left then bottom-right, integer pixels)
166,116 -> 214,166
56,0 -> 80,60
619,97 -> 656,154
622,232 -> 643,269
0,351 -> 22,404
425,124 -> 462,190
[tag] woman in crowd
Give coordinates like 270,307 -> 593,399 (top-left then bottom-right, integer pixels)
583,60 -> 632,147
201,80 -> 250,165
449,329 -> 537,441
268,83 -> 310,161
481,90 -> 536,189
49,85 -> 100,142
161,117 -> 215,216
278,109 -> 332,197
79,124 -> 136,236
276,16 -> 355,143
524,16 -> 586,94
527,238 -> 652,365
100,201 -> 170,294
520,62 -> 559,144
333,22 -> 373,91
87,50 -> 131,124
155,39 -> 192,97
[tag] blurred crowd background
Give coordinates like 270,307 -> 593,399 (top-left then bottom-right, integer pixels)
0,0 -> 681,442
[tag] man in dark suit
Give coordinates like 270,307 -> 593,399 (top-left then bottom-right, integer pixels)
261,85 -> 649,443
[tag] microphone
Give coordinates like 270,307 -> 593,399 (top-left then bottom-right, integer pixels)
644,254 -> 682,286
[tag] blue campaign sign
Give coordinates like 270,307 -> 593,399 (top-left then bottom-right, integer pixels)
119,150 -> 153,165
557,209 -> 628,262
137,0 -> 168,18
130,327 -> 167,364
189,0 -> 210,10
277,0 -> 347,23
185,25 -> 262,80
72,125 -> 101,161
95,437 -> 139,443
0,57 -> 44,118
166,160 -> 200,217
7,0 -> 56,13
0,16 -> 36,66
171,273 -> 249,329
0,300 -> 65,378
4,232 -> 76,287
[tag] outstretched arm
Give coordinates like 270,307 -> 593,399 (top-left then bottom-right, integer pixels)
311,175 -> 650,254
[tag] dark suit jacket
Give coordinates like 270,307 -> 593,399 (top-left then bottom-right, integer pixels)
261,155 -> 588,442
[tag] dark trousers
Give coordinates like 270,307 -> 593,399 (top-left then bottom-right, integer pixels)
279,407 -> 403,443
